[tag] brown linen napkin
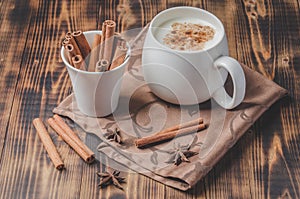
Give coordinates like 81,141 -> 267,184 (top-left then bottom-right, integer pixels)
53,27 -> 287,190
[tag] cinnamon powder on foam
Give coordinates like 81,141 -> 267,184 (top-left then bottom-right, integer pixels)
163,22 -> 215,51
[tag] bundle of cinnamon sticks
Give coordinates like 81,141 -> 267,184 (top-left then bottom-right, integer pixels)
62,30 -> 91,70
135,118 -> 206,148
32,115 -> 95,170
62,20 -> 128,72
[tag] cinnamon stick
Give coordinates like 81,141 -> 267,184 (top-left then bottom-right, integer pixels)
32,118 -> 64,170
109,34 -> 120,61
72,30 -> 91,60
135,123 -> 206,148
65,31 -> 72,39
72,55 -> 87,70
109,45 -> 127,70
65,44 -> 76,65
99,22 -> 107,59
155,118 -> 203,135
53,114 -> 95,159
95,59 -> 109,72
47,118 -> 95,164
103,20 -> 116,62
91,34 -> 102,50
62,38 -> 70,47
88,34 -> 102,72
68,37 -> 82,57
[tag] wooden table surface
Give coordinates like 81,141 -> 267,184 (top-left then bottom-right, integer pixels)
0,0 -> 299,198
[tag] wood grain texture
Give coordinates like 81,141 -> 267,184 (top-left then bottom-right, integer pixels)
0,0 -> 35,159
0,0 -> 299,198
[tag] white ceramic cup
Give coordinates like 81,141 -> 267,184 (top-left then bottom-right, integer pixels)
61,31 -> 130,117
142,7 -> 245,109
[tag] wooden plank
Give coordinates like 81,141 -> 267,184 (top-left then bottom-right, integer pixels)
0,0 -> 36,159
0,0 -> 98,198
239,0 -> 300,198
200,1 -> 253,198
207,0 -> 299,198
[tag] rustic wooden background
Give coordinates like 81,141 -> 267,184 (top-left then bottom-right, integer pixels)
0,0 -> 299,198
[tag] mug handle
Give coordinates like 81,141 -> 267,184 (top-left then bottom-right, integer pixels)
212,56 -> 246,109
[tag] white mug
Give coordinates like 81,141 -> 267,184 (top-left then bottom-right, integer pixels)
61,31 -> 130,117
142,7 -> 245,109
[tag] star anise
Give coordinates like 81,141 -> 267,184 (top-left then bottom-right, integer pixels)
165,143 -> 198,166
97,170 -> 126,190
104,128 -> 122,144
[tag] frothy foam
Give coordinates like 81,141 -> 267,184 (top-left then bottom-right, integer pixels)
153,17 -> 222,51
